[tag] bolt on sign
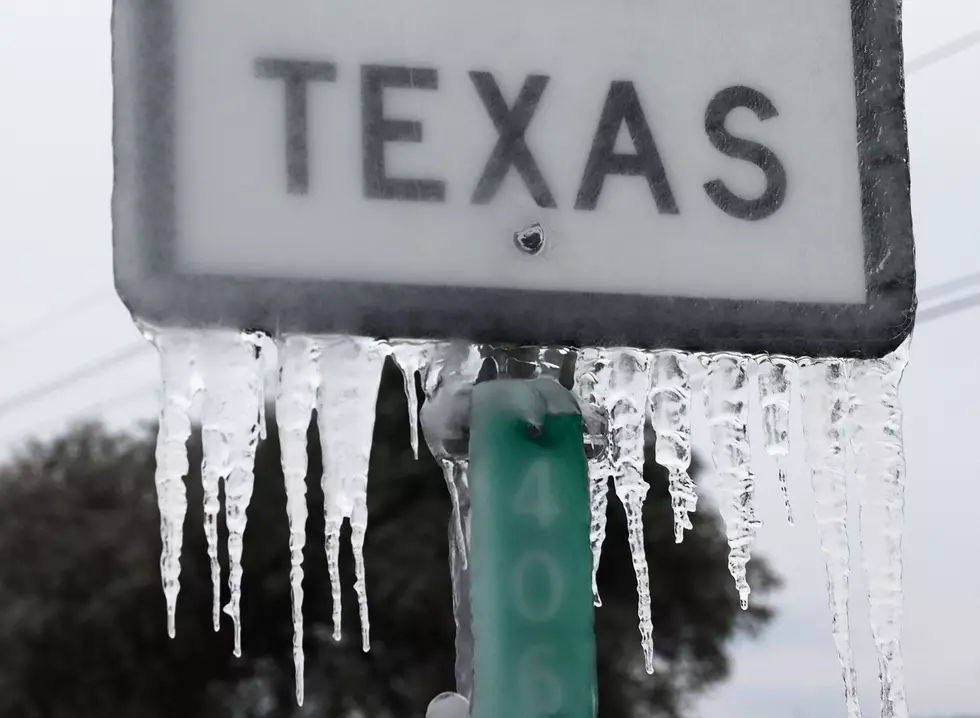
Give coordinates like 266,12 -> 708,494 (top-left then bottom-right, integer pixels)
112,0 -> 914,358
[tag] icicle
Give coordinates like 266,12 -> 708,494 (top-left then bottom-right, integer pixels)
445,455 -> 474,699
200,331 -> 265,657
422,342 -> 483,400
801,358 -> 862,718
488,345 -> 568,380
325,527 -> 343,644
151,331 -> 200,639
258,392 -> 268,441
391,342 -> 433,460
317,335 -> 389,652
587,468 -> 610,608
605,349 -> 655,673
438,454 -> 474,698
757,356 -> 796,525
418,342 -> 482,697
572,348 -> 613,607
531,346 -> 568,380
198,333 -> 241,633
258,337 -> 272,441
276,336 -> 322,706
702,354 -> 760,610
421,342 -> 483,568
200,402 -> 225,630
649,351 -> 696,543
439,457 -> 467,564
848,343 -> 910,718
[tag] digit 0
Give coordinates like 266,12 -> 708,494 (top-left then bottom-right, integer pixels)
512,550 -> 565,622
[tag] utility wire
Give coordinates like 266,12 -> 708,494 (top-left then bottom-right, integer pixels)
907,29 -> 980,75
0,290 -> 112,353
75,381 -> 158,418
0,341 -> 151,419
914,267 -> 980,324
918,289 -> 980,325
917,270 -> 980,302
899,29 -> 980,317
1,381 -> 159,446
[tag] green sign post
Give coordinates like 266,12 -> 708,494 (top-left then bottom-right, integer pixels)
468,379 -> 597,718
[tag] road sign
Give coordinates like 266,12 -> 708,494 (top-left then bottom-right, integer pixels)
112,0 -> 915,358
468,379 -> 596,718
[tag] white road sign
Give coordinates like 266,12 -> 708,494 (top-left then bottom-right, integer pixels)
112,0 -> 915,357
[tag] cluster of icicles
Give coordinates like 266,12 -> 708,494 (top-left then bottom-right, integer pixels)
149,328 -> 909,718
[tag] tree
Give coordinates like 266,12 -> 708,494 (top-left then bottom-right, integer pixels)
0,359 -> 778,718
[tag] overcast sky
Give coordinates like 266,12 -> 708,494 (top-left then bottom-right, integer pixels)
1,2 -> 978,717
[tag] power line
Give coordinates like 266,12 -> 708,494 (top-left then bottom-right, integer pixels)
917,270 -> 980,302
77,381 -> 159,417
2,381 -> 159,446
0,290 -> 112,353
918,289 -> 980,325
0,341 -> 151,419
915,269 -> 980,324
907,29 -> 980,74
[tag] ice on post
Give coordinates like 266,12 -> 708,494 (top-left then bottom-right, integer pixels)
418,342 -> 484,700
420,342 -> 485,568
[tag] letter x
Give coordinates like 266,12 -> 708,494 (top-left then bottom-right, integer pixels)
470,72 -> 556,208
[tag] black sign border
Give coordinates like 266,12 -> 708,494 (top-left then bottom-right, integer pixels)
112,0 -> 915,359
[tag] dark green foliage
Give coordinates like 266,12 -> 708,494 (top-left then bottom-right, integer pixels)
0,360 -> 777,718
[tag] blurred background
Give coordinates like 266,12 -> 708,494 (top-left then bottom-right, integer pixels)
0,1 -> 978,717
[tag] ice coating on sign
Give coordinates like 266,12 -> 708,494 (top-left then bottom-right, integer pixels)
757,357 -> 796,525
391,342 -> 433,460
573,348 -> 613,606
848,344 -> 910,718
801,358 -> 862,718
702,354 -> 760,610
276,336 -> 322,705
151,331 -> 200,638
199,331 -> 265,656
606,349 -> 655,674
317,336 -> 389,651
649,351 -> 696,544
